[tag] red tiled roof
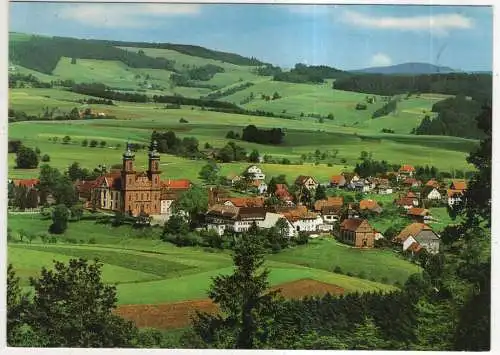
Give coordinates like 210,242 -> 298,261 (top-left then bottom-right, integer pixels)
12,178 -> 39,188
282,205 -> 319,222
426,179 -> 440,188
395,197 -> 416,207
399,165 -> 415,173
450,180 -> 467,191
359,199 -> 380,211
275,184 -> 293,201
224,197 -> 265,208
162,179 -> 191,189
314,196 -> 344,211
407,207 -> 430,217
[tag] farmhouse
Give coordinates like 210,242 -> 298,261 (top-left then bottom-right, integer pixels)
338,218 -> 375,248
251,180 -> 268,194
295,175 -> 319,191
447,180 -> 467,207
398,165 -> 415,180
425,179 -> 441,189
394,223 -> 440,254
407,207 -> 431,223
424,187 -> 443,201
359,199 -> 383,214
314,196 -> 344,212
221,196 -> 265,208
77,143 -> 191,217
244,165 -> 266,180
402,177 -> 422,188
257,212 -> 296,238
281,205 -> 323,233
205,204 -> 267,235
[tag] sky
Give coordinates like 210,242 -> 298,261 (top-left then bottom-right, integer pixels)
9,2 -> 493,71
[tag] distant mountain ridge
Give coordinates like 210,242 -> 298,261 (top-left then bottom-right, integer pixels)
353,62 -> 459,75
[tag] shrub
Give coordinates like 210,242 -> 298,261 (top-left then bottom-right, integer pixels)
41,154 -> 50,162
333,266 -> 343,274
179,118 -> 189,123
88,237 -> 96,244
49,236 -> 57,244
346,272 -> 354,277
65,238 -> 77,244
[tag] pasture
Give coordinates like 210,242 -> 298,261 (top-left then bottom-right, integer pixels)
8,213 -> 410,307
9,87 -> 476,183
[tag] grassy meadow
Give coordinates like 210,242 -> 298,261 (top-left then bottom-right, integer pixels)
8,213 -> 412,305
9,85 -> 476,182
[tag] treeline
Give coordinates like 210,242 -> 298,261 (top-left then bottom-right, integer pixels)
413,96 -> 485,139
372,98 -> 398,119
241,125 -> 285,145
70,82 -> 244,110
333,73 -> 492,103
274,63 -> 348,84
95,39 -> 265,66
170,64 -> 225,87
254,64 -> 283,76
9,36 -> 176,74
150,131 -> 200,158
201,82 -> 254,100
8,73 -> 52,88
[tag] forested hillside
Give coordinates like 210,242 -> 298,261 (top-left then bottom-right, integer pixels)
9,36 -> 176,74
274,63 -> 348,83
413,96 -> 485,139
333,73 -> 492,103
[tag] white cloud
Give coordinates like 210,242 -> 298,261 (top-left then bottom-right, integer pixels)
341,10 -> 473,36
370,53 -> 392,67
57,3 -> 201,28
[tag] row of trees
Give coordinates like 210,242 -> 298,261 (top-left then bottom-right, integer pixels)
150,130 -> 200,158
241,125 -> 285,145
201,82 -> 254,100
372,98 -> 398,119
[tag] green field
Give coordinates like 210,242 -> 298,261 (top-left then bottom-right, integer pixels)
9,86 -> 476,182
8,213 -> 417,305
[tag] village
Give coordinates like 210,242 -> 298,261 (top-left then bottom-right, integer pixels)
8,143 -> 468,258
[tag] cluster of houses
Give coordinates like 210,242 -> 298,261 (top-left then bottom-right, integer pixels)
205,164 -> 469,255
9,154 -> 468,256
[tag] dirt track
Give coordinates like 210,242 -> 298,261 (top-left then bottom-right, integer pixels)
114,278 -> 345,330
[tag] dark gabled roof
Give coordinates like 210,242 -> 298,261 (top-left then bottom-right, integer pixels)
237,207 -> 267,220
340,218 -> 371,232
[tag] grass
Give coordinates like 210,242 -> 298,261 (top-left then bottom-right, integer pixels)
268,238 -> 421,285
8,213 -> 404,305
8,88 -> 476,182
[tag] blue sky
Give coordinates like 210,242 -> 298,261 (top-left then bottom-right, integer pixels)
9,3 -> 493,71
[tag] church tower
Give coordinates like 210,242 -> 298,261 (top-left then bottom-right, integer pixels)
148,140 -> 161,188
121,143 -> 136,214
